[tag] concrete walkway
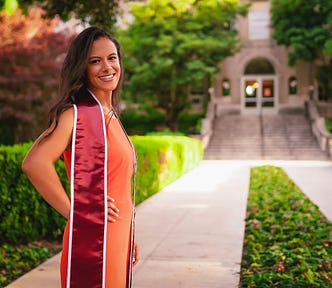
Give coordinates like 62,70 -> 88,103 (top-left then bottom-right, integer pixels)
6,160 -> 332,288
133,161 -> 250,288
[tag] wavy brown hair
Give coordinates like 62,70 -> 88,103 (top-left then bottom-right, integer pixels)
43,26 -> 123,140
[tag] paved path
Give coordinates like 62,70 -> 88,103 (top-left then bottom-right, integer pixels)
133,161 -> 250,288
6,160 -> 332,288
283,161 -> 332,223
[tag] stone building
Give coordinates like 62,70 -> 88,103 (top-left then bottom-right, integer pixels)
214,0 -> 314,115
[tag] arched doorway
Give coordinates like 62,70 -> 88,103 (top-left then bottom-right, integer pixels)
241,57 -> 278,114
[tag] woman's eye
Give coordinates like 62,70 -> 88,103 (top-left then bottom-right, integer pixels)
109,56 -> 117,61
90,59 -> 100,64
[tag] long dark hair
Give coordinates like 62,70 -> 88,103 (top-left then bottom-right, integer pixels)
44,26 -> 123,139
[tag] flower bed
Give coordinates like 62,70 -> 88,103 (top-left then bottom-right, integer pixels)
240,165 -> 332,287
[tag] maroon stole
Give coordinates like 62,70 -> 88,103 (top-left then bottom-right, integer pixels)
66,91 -> 136,288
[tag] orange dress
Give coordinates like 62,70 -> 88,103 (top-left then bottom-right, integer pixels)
61,113 -> 134,288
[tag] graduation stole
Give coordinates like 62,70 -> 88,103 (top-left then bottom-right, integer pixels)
66,91 -> 136,288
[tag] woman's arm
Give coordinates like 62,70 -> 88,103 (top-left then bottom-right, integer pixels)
22,108 -> 74,220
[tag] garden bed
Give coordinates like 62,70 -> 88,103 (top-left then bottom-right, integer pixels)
240,165 -> 332,287
0,240 -> 61,286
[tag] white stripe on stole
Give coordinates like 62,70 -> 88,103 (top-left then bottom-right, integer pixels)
66,104 -> 78,288
88,90 -> 108,288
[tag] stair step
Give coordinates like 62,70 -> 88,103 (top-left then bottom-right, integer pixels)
204,114 -> 329,160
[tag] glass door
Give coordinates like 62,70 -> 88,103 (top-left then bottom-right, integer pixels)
242,76 -> 277,114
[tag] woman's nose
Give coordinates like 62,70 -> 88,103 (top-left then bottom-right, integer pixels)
102,61 -> 112,70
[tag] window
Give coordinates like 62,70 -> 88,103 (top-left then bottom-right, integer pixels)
248,8 -> 270,40
288,76 -> 298,95
222,78 -> 231,96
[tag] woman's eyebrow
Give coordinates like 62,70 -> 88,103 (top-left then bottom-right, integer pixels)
89,52 -> 117,59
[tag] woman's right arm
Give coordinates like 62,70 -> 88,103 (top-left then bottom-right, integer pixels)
22,108 -> 74,220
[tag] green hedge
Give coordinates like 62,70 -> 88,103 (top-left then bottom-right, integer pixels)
0,136 -> 202,245
0,143 -> 69,245
131,136 -> 203,204
241,165 -> 332,287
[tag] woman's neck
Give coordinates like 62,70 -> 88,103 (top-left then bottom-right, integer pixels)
89,89 -> 113,111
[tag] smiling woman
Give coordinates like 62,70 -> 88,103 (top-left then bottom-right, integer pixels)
87,37 -> 121,111
21,27 -> 138,288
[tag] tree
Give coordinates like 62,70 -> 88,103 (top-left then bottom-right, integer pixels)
0,0 -> 120,32
0,7 -> 74,144
271,0 -> 332,100
271,0 -> 332,65
119,0 -> 248,131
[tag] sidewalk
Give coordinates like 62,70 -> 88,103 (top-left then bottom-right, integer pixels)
6,160 -> 332,288
133,161 -> 250,288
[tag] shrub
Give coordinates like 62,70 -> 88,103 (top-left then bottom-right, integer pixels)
178,113 -> 204,135
0,143 -> 68,245
240,165 -> 332,287
131,135 -> 203,204
324,118 -> 332,134
121,106 -> 204,136
120,107 -> 166,135
146,129 -> 185,136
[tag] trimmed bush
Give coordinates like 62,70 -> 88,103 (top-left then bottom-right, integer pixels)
0,136 -> 202,245
131,136 -> 203,204
241,165 -> 332,287
0,143 -> 68,245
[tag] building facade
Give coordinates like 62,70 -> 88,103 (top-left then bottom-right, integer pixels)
214,0 -> 314,115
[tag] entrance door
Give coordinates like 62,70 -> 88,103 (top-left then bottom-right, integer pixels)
241,76 -> 278,114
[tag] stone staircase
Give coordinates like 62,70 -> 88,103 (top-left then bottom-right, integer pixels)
204,112 -> 330,161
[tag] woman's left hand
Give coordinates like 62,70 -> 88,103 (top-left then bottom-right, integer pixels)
133,241 -> 139,266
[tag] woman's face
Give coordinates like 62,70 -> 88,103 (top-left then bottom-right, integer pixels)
86,37 -> 121,98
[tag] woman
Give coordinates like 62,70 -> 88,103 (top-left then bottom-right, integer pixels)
22,26 -> 139,288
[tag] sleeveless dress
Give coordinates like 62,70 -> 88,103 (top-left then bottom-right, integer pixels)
60,112 -> 134,288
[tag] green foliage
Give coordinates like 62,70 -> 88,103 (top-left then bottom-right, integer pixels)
271,0 -> 332,65
324,118 -> 332,134
178,113 -> 204,135
0,0 -> 119,33
146,129 -> 185,136
131,135 -> 203,204
121,104 -> 203,135
0,143 -> 69,245
241,165 -> 332,287
121,105 -> 167,135
317,63 -> 332,101
0,242 -> 59,287
37,0 -> 119,33
119,0 -> 248,130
